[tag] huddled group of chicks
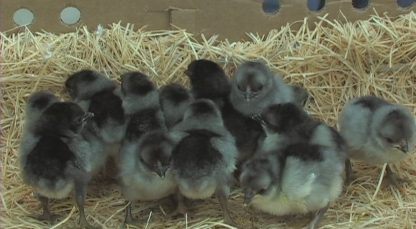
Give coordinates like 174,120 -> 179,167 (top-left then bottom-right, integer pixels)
19,59 -> 416,229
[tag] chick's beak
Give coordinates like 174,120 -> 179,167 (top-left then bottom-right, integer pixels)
399,139 -> 409,153
251,114 -> 266,126
156,163 -> 168,179
243,190 -> 255,207
82,112 -> 94,122
120,74 -> 127,83
244,88 -> 252,102
184,69 -> 191,76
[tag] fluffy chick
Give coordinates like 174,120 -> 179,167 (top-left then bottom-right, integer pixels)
20,92 -> 99,229
170,99 -> 238,225
119,71 -> 172,225
65,69 -> 126,147
240,142 -> 345,229
230,60 -> 308,117
185,59 -> 230,107
159,83 -> 193,129
120,71 -> 166,140
259,103 -> 346,155
185,59 -> 264,167
20,91 -> 59,167
119,130 -> 176,225
339,96 -> 416,186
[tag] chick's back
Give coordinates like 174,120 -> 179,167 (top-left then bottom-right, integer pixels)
172,129 -> 223,178
24,135 -> 75,187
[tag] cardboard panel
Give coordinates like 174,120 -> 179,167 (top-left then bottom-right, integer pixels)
171,9 -> 197,34
0,0 -> 171,33
0,0 -> 414,40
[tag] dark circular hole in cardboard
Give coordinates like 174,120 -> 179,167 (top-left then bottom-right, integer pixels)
60,7 -> 81,26
308,0 -> 326,11
262,0 -> 280,15
397,0 -> 414,8
352,0 -> 369,9
13,8 -> 34,26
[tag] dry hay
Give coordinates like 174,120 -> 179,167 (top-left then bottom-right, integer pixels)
1,11 -> 416,229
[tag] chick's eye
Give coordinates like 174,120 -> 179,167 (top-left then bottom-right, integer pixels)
165,158 -> 172,165
257,188 -> 267,195
238,84 -> 245,91
67,87 -> 75,94
253,85 -> 263,92
385,137 -> 394,144
77,116 -> 84,123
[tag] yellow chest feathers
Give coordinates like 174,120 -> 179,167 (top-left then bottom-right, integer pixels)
251,192 -> 310,216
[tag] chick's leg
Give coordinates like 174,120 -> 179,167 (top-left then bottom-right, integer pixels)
74,174 -> 101,229
345,159 -> 353,184
308,205 -> 329,229
386,165 -> 409,188
216,185 -> 236,226
122,201 -> 140,227
124,201 -> 134,223
31,194 -> 60,224
168,192 -> 187,217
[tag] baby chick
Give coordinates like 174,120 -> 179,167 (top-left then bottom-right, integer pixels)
65,69 -> 126,148
120,71 -> 165,139
240,142 -> 345,229
19,91 -> 58,168
185,59 -> 264,167
339,96 -> 416,186
185,59 -> 230,107
170,99 -> 238,225
159,83 -> 193,129
20,92 -> 99,229
119,71 -> 173,225
230,60 -> 308,118
119,130 -> 176,225
259,103 -> 346,155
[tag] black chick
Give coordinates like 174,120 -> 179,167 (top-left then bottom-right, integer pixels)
170,99 -> 238,225
185,59 -> 264,169
159,83 -> 193,129
65,69 -> 126,150
20,91 -> 99,229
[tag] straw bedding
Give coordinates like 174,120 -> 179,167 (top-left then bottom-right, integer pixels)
1,11 -> 416,229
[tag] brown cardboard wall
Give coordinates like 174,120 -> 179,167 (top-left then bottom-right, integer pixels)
0,0 -> 414,40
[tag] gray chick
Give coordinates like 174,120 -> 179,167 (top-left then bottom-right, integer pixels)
20,92 -> 99,229
120,71 -> 165,140
230,60 -> 309,118
119,130 -> 176,225
65,70 -> 126,150
240,142 -> 345,229
259,103 -> 346,156
169,99 -> 238,225
119,71 -> 172,225
159,83 -> 193,129
339,95 -> 416,186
